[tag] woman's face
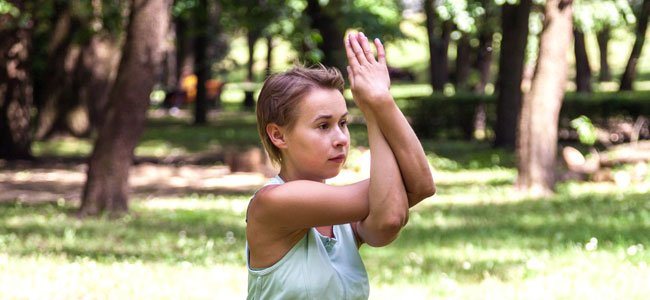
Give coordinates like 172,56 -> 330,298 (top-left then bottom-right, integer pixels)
281,88 -> 350,181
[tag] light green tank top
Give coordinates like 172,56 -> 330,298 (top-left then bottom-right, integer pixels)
246,176 -> 370,300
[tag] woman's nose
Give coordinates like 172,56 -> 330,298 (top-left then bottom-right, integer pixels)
333,127 -> 349,147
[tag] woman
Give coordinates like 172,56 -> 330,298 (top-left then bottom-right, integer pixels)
246,31 -> 435,299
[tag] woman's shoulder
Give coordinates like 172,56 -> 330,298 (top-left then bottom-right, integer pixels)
247,175 -> 283,223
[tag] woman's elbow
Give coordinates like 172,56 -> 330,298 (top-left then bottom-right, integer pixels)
416,175 -> 436,198
366,219 -> 403,247
422,182 -> 436,198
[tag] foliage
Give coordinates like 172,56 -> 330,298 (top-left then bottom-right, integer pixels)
219,0 -> 291,35
573,0 -> 636,33
570,115 -> 597,145
0,0 -> 19,17
290,0 -> 405,65
408,91 -> 650,140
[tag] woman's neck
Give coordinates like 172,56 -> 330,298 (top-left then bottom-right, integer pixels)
278,166 -> 325,183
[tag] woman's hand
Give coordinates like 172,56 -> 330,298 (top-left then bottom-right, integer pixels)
345,32 -> 392,112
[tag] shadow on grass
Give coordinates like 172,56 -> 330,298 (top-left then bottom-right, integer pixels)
362,190 -> 650,283
0,201 -> 247,265
402,191 -> 650,249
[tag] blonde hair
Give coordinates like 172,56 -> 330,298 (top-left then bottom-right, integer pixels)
256,65 -> 344,165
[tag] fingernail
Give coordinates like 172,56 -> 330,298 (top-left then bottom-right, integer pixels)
359,32 -> 365,38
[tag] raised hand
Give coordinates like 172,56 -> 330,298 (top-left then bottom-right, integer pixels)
344,32 -> 392,112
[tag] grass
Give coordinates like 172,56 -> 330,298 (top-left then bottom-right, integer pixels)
7,112 -> 650,299
2,162 -> 650,299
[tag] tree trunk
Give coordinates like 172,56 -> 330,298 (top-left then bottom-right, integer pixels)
34,6 -> 84,139
494,0 -> 532,148
516,0 -> 573,197
619,0 -> 650,91
473,31 -> 493,93
425,0 -> 450,92
574,29 -> 592,93
162,22 -> 178,91
0,1 -> 33,160
77,34 -> 122,133
596,28 -> 612,82
305,0 -> 346,73
80,0 -> 171,216
266,34 -> 273,78
243,29 -> 259,109
193,0 -> 208,124
455,34 -> 471,91
175,16 -> 194,80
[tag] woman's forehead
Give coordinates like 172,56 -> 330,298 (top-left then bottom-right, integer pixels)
297,88 -> 347,117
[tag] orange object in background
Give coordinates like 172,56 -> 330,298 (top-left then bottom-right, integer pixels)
175,74 -> 224,106
180,74 -> 198,102
165,69 -> 225,109
206,79 -> 224,100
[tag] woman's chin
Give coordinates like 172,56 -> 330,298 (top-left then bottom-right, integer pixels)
323,169 -> 342,180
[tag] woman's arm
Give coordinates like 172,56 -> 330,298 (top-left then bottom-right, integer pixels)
248,179 -> 370,230
345,33 -> 410,247
346,32 -> 436,207
354,111 -> 409,247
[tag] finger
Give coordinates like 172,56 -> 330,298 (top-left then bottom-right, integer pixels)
358,32 -> 376,64
347,66 -> 355,87
344,36 -> 361,70
349,33 -> 369,65
374,38 -> 386,65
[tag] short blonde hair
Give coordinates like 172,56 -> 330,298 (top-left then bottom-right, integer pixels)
256,65 -> 344,165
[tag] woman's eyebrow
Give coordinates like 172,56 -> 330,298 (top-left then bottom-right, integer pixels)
313,112 -> 348,122
313,114 -> 332,122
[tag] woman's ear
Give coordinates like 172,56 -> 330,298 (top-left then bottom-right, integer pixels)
267,123 -> 288,149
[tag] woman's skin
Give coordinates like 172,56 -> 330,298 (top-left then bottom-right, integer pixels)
246,31 -> 435,269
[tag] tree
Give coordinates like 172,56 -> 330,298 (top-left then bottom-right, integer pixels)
424,0 -> 451,92
472,0 -> 498,94
597,27 -> 612,81
572,0 -> 635,86
32,0 -> 126,139
295,0 -> 403,76
573,28 -> 592,93
173,0 -> 228,118
494,0 -> 532,148
80,0 -> 171,216
620,0 -> 650,91
0,0 -> 33,160
220,0 -> 288,109
516,0 -> 573,196
193,0 -> 209,123
573,0 -> 635,83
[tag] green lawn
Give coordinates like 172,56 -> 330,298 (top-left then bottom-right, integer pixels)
7,113 -> 650,299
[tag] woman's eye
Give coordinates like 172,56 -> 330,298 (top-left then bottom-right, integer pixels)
339,120 -> 347,127
318,123 -> 329,130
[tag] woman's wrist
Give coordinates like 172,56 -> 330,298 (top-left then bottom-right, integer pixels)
355,91 -> 393,113
366,93 -> 397,116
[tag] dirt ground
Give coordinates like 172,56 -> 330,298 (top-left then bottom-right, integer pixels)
0,157 -> 271,206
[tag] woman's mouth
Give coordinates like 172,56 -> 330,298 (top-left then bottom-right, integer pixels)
329,154 -> 346,164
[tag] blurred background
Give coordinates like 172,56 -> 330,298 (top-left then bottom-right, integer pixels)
1,0 -> 650,298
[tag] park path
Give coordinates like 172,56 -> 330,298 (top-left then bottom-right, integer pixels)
0,159 -> 270,205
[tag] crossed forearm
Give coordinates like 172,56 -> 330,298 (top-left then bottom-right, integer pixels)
365,95 -> 436,207
358,111 -> 409,246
